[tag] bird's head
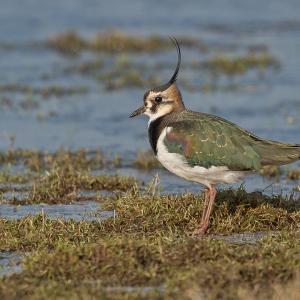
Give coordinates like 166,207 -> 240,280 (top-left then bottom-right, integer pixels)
130,37 -> 185,123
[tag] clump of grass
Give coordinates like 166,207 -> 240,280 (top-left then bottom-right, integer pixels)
0,96 -> 13,108
19,92 -> 39,110
22,173 -> 137,204
1,172 -> 137,205
0,147 -> 107,171
46,30 -> 205,54
2,183 -> 299,250
0,214 -> 103,252
98,61 -> 161,90
46,30 -> 169,54
215,186 -> 300,213
0,84 -> 88,97
259,165 -> 282,180
202,51 -> 280,75
0,147 -> 138,204
285,167 -> 300,180
46,31 -> 87,54
99,51 -> 279,91
36,32 -> 280,95
258,165 -> 300,182
133,149 -> 163,169
102,184 -> 300,236
0,148 -> 39,165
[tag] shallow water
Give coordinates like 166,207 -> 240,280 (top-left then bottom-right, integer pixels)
211,230 -> 281,244
0,252 -> 23,276
0,201 -> 113,221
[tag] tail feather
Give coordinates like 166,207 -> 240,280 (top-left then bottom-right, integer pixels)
255,141 -> 300,166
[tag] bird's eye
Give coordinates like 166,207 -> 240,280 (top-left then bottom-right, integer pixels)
155,96 -> 162,102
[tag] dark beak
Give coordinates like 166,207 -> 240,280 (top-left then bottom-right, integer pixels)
130,106 -> 145,118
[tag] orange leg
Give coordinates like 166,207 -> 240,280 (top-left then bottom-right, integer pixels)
193,185 -> 217,235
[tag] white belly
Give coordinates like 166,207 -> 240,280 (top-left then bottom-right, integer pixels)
156,127 -> 253,188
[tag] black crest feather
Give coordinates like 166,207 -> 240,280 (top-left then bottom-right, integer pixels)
168,36 -> 181,84
152,36 -> 181,93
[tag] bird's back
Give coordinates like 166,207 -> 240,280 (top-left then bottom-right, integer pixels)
154,109 -> 300,171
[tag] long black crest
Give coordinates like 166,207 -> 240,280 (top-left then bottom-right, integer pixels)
151,36 -> 181,93
168,36 -> 181,84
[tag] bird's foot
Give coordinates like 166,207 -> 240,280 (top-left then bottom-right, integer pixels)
188,221 -> 208,235
189,227 -> 206,235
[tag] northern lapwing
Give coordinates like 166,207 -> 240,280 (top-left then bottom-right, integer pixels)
130,37 -> 300,235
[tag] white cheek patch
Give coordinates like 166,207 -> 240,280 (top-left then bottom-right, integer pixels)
146,104 -> 172,126
143,90 -> 174,125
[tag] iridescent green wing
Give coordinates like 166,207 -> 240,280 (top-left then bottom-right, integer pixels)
163,117 -> 262,171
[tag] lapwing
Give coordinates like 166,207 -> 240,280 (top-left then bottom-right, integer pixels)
130,37 -> 300,235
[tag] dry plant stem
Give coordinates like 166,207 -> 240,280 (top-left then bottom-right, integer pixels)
146,173 -> 161,196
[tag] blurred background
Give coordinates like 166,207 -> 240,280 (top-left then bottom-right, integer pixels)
0,0 -> 300,193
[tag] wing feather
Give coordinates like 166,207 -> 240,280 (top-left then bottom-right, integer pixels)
164,118 -> 262,171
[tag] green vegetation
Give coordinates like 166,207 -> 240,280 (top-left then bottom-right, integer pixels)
259,165 -> 300,182
76,50 -> 279,91
0,147 -> 300,299
202,52 -> 279,75
1,228 -> 300,299
0,185 -> 300,299
0,147 -> 135,204
0,84 -> 88,97
259,165 -> 283,180
0,31 -> 281,99
41,30 -> 280,91
133,149 -> 163,169
45,30 -> 205,54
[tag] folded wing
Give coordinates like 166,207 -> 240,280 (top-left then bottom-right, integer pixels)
164,114 -> 300,171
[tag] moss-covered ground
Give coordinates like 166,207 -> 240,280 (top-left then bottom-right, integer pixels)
0,148 -> 299,299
